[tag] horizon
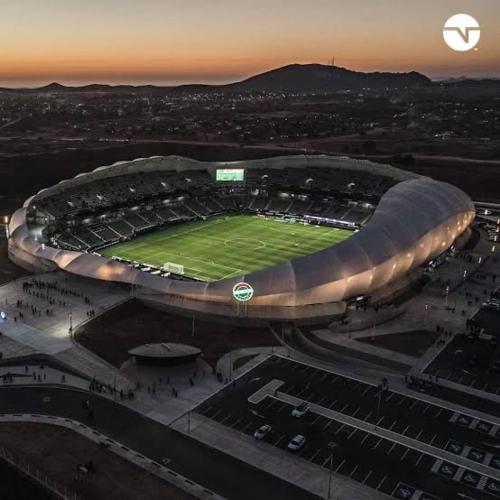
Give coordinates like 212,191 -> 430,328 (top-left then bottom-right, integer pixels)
1,0 -> 499,87
2,63 -> 500,90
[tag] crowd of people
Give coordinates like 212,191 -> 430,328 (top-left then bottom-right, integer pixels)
8,278 -> 95,324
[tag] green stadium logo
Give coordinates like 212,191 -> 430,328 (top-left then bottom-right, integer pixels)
232,282 -> 254,302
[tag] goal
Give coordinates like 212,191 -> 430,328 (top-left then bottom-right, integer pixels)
163,262 -> 185,275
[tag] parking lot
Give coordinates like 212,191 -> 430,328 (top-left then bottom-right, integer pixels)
196,356 -> 500,500
425,334 -> 500,395
473,307 -> 500,337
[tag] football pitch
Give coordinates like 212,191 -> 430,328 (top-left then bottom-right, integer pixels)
101,215 -> 353,281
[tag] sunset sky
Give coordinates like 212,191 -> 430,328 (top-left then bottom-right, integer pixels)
1,0 -> 499,87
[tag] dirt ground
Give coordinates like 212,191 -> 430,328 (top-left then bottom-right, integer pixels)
357,330 -> 438,357
0,239 -> 30,285
75,299 -> 279,368
0,422 -> 194,500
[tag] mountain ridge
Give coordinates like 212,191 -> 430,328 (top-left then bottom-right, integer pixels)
2,63 -> 497,94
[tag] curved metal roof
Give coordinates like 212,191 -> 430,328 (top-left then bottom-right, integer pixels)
9,156 -> 475,308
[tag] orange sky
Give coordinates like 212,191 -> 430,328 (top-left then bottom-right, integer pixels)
1,0 -> 499,86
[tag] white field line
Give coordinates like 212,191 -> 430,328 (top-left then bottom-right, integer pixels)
103,215 -> 352,281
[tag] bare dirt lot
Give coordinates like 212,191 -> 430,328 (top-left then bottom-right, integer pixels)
75,299 -> 279,368
0,422 -> 194,500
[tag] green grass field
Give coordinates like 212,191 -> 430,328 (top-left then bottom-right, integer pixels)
102,215 -> 352,281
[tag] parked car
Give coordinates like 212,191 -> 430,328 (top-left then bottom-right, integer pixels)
291,402 -> 310,418
287,434 -> 306,451
253,425 -> 272,440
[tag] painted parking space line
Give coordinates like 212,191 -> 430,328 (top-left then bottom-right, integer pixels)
335,424 -> 346,435
311,414 -> 322,425
297,444 -> 310,457
376,476 -> 387,490
323,419 -> 334,430
219,413 -> 233,425
387,442 -> 397,455
349,464 -> 359,478
274,435 -> 286,447
360,433 -> 370,446
363,470 -> 373,484
241,421 -> 253,432
335,458 -> 346,472
361,385 -> 372,396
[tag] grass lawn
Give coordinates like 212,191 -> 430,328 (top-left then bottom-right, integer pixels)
101,214 -> 352,281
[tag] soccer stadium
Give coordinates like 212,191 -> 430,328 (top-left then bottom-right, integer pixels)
7,155 -> 475,322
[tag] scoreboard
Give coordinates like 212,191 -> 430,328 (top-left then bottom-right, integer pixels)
216,169 -> 245,182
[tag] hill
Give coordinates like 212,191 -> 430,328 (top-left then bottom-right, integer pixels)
0,63 -> 435,94
226,64 -> 432,92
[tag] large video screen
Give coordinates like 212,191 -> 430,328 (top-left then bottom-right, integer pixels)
216,169 -> 245,182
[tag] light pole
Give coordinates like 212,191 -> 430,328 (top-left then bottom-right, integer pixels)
375,384 -> 383,429
68,306 -> 73,334
327,454 -> 334,499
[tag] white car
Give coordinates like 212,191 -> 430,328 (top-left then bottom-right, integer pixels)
253,424 -> 272,440
287,434 -> 306,451
291,402 -> 310,418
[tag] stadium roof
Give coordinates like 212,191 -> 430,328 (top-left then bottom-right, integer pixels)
9,155 -> 475,311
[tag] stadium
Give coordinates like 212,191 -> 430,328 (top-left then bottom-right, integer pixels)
7,155 -> 475,323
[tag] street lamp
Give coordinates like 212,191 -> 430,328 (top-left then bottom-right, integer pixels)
327,454 -> 334,499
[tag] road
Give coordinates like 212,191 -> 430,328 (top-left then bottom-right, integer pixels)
0,385 -> 320,500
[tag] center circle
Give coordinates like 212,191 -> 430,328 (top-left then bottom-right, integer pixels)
224,238 -> 266,250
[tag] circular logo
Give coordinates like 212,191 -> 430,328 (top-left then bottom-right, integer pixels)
443,14 -> 480,52
232,282 -> 254,302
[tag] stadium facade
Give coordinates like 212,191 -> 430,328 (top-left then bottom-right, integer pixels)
8,155 -> 475,322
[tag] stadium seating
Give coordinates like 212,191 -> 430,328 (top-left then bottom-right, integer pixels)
34,165 -> 390,253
